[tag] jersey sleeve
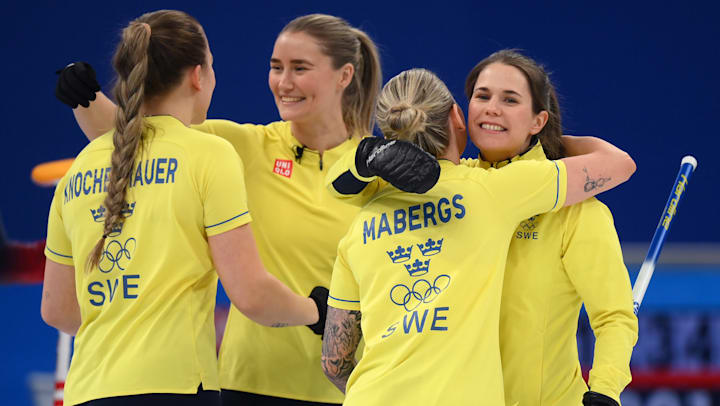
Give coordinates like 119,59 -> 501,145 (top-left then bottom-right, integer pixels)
480,159 -> 567,223
561,199 -> 638,403
325,140 -> 387,207
328,237 -> 361,311
45,183 -> 74,266
199,140 -> 252,237
192,119 -> 262,164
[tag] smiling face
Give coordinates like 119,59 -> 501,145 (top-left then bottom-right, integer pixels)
268,31 -> 348,125
467,62 -> 548,162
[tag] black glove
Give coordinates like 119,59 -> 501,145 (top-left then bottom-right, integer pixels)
582,391 -> 619,406
55,62 -> 101,108
307,286 -> 329,337
355,137 -> 440,194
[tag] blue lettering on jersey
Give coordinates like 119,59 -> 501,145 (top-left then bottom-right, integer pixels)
382,306 -> 450,339
106,278 -> 119,302
430,306 -> 449,331
88,282 -> 105,306
87,275 -> 141,306
382,322 -> 400,339
408,204 -> 421,231
377,213 -> 392,239
64,158 -> 179,205
452,195 -> 466,219
362,194 -> 466,244
516,231 -> 539,240
123,275 -> 140,298
403,308 -> 429,333
143,159 -> 155,185
438,197 -> 451,222
393,209 -> 407,234
422,202 -> 437,227
363,217 -> 376,245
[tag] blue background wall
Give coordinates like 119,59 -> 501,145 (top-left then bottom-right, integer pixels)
1,0 -> 718,243
2,1 -> 720,405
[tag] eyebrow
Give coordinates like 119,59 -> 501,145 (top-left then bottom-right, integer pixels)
270,58 -> 315,66
474,87 -> 522,97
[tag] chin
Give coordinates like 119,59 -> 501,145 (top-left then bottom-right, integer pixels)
471,135 -> 505,150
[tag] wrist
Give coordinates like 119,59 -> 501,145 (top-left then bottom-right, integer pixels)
306,286 -> 328,336
583,391 -> 619,406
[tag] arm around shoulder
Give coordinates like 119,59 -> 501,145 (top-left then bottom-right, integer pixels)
560,136 -> 636,207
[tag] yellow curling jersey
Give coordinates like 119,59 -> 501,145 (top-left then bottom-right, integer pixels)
465,143 -> 638,405
44,116 -> 251,405
328,159 -> 567,406
193,119 -> 361,402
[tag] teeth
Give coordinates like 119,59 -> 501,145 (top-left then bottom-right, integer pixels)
281,96 -> 303,102
481,123 -> 505,131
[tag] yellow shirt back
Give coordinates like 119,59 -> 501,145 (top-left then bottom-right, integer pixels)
194,120 -> 361,402
328,159 -> 567,406
45,116 -> 251,405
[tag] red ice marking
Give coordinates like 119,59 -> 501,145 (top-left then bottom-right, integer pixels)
273,159 -> 293,178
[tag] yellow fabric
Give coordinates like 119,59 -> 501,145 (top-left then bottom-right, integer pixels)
194,119 -> 361,402
467,143 -> 638,406
324,136 -> 385,207
328,159 -> 567,406
44,116 -> 251,405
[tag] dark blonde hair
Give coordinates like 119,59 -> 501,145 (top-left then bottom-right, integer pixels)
87,10 -> 207,271
281,14 -> 382,137
376,69 -> 455,158
464,49 -> 565,159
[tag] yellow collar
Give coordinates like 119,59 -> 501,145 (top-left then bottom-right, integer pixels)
475,141 -> 549,169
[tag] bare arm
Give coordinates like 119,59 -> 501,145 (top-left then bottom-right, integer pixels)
73,92 -> 117,141
209,224 -> 318,327
41,260 -> 81,335
560,136 -> 636,207
321,306 -> 362,393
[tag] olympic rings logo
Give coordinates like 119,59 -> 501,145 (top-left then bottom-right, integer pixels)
98,238 -> 136,274
389,274 -> 451,312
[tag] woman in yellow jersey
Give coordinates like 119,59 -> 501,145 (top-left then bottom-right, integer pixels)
42,10 -> 326,406
320,68 -> 635,405
55,14 -> 382,406
462,50 -> 638,406
324,50 -> 638,405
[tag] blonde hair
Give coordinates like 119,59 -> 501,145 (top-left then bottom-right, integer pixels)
376,69 -> 455,158
281,14 -> 382,136
87,10 -> 207,271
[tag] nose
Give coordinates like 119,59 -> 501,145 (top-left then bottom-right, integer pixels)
485,97 -> 501,116
278,71 -> 293,92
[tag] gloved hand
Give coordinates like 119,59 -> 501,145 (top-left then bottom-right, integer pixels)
355,137 -> 440,194
582,391 -> 619,406
55,62 -> 101,108
307,286 -> 329,337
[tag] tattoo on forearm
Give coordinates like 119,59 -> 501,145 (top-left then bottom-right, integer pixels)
270,322 -> 289,327
321,308 -> 362,393
583,167 -> 611,192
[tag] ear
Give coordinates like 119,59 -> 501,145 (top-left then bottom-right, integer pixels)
338,63 -> 355,90
529,110 -> 549,135
450,103 -> 466,133
189,65 -> 203,91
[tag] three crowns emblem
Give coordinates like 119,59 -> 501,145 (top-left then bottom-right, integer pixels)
387,238 -> 444,277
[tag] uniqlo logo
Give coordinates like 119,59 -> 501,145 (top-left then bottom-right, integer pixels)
273,159 -> 293,178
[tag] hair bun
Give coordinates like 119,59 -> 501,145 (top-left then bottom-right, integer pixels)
387,103 -> 427,138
